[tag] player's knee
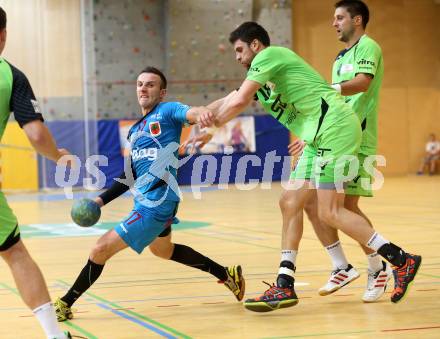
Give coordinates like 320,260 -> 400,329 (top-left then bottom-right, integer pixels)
90,241 -> 112,263
0,240 -> 27,264
318,206 -> 339,226
279,193 -> 299,213
149,242 -> 173,259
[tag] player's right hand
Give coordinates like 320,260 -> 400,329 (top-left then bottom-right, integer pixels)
94,196 -> 104,207
288,139 -> 306,156
199,110 -> 216,128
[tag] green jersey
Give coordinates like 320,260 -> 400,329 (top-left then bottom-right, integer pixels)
332,35 -> 383,155
0,57 -> 43,244
0,57 -> 43,141
247,46 -> 354,144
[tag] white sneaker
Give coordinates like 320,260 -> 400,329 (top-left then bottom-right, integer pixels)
318,264 -> 360,296
362,261 -> 392,303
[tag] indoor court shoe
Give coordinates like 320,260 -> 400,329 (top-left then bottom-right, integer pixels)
362,261 -> 392,303
54,297 -> 73,322
318,264 -> 360,296
244,282 -> 298,312
222,265 -> 245,301
391,253 -> 422,303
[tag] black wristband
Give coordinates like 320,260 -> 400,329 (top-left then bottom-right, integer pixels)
99,170 -> 132,205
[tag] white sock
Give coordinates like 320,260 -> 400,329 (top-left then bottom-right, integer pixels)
367,252 -> 383,272
32,302 -> 66,339
325,241 -> 349,270
278,250 -> 297,277
280,249 -> 297,266
366,232 -> 389,252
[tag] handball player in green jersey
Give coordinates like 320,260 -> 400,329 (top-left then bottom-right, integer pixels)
192,21 -> 421,312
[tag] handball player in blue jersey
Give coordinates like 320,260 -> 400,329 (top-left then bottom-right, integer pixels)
54,67 -> 244,321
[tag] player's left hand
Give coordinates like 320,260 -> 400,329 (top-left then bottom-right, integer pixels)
288,139 -> 306,156
181,132 -> 213,154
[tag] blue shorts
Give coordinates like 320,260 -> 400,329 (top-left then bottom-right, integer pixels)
115,200 -> 179,254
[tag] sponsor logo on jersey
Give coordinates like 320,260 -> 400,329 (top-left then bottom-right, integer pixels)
30,99 -> 41,113
317,147 -> 332,157
149,121 -> 161,136
357,58 -> 375,66
155,111 -> 162,120
131,148 -> 158,161
249,66 -> 260,73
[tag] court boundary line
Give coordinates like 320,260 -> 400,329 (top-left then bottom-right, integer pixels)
58,280 -> 192,339
97,302 -> 177,338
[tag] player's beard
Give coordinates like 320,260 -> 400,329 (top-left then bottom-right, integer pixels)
340,26 -> 355,43
140,97 -> 160,114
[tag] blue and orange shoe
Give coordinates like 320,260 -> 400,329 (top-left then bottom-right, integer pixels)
244,282 -> 299,312
391,253 -> 422,303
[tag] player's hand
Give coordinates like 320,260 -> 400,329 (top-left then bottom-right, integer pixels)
181,132 -> 213,154
288,139 -> 305,156
94,196 -> 104,207
199,110 -> 216,128
56,148 -> 77,168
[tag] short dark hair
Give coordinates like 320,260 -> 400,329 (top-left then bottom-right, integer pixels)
0,7 -> 6,31
229,21 -> 270,47
335,0 -> 369,29
139,66 -> 167,89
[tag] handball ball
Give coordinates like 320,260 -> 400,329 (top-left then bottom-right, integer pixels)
71,198 -> 101,227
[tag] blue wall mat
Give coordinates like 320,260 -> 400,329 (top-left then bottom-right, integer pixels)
40,116 -> 290,189
97,120 -> 124,187
38,121 -> 101,189
38,121 -> 87,188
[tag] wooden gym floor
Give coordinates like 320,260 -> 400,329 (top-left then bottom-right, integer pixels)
0,176 -> 439,338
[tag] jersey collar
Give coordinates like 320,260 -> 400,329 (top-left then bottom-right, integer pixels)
133,103 -> 160,129
335,34 -> 366,60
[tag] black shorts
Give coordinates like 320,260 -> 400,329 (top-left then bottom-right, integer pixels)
0,225 -> 21,251
158,226 -> 172,237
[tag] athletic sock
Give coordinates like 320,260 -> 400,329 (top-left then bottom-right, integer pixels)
170,244 -> 228,281
366,232 -> 406,267
325,241 -> 349,270
276,250 -> 297,288
366,252 -> 383,272
61,259 -> 104,307
366,232 -> 389,252
32,302 -> 66,339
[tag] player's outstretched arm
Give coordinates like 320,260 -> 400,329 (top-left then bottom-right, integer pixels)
207,80 -> 260,128
206,90 -> 237,114
96,161 -> 136,207
185,105 -> 214,125
95,176 -> 129,207
22,119 -> 69,163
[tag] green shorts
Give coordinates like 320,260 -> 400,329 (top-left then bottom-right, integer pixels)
345,153 -> 374,197
0,191 -> 20,250
290,114 -> 362,190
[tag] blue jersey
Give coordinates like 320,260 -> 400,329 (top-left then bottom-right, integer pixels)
127,102 -> 189,205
